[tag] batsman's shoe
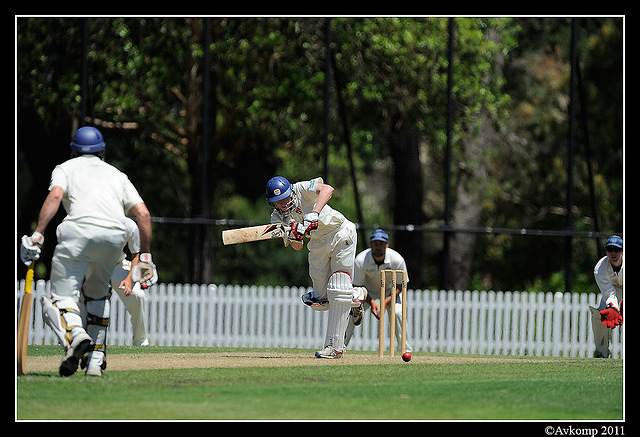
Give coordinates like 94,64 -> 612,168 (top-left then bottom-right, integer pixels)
315,345 -> 343,359
301,291 -> 329,311
59,333 -> 92,377
350,303 -> 364,326
85,364 -> 103,377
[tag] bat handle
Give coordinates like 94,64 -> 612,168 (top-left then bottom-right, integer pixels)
25,264 -> 35,293
18,263 -> 35,376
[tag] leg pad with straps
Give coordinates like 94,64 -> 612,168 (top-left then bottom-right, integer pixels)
84,296 -> 111,371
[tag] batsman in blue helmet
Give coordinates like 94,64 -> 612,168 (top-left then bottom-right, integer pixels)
265,176 -> 364,358
19,126 -> 156,376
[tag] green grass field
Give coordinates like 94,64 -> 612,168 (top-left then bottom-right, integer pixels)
16,346 -> 623,421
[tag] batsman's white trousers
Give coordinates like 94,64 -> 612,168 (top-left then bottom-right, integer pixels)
307,221 -> 357,300
50,220 -> 126,302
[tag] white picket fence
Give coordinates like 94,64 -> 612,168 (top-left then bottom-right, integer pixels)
16,279 -> 623,358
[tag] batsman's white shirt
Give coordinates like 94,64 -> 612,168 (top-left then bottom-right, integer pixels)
271,178 -> 357,298
48,155 -> 144,301
353,247 -> 409,301
51,155 -> 143,230
594,256 -> 624,308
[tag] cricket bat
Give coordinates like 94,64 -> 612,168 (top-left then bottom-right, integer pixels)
222,223 -> 290,245
17,264 -> 34,376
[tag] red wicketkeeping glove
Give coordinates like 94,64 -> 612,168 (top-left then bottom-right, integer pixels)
600,303 -> 623,329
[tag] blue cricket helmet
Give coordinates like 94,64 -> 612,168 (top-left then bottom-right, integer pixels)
265,176 -> 292,202
70,126 -> 105,154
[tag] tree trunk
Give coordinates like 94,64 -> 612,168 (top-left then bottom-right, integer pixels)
389,125 -> 424,288
448,27 -> 503,291
448,116 -> 493,291
186,18 -> 215,284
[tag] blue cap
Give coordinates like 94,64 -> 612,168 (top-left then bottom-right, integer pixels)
605,235 -> 623,249
370,229 -> 389,243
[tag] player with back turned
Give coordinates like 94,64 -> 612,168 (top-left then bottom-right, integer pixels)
19,126 -> 157,376
265,176 -> 365,358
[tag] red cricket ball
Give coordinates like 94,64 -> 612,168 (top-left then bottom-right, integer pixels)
402,352 -> 412,362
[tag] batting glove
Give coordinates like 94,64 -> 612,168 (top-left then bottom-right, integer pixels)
132,253 -> 158,289
20,232 -> 44,266
302,211 -> 319,234
600,303 -> 623,329
289,221 -> 306,241
290,212 -> 319,241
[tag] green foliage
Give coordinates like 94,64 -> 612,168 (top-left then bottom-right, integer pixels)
17,17 -> 623,290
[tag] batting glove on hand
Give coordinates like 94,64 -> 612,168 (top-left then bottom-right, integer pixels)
20,232 -> 44,266
132,253 -> 158,289
302,211 -> 319,234
290,212 -> 319,241
289,221 -> 306,241
600,303 -> 623,329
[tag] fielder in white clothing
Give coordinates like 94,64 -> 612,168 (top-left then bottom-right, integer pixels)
266,176 -> 362,358
591,235 -> 624,358
345,229 -> 412,352
20,126 -> 156,377
109,217 -> 150,347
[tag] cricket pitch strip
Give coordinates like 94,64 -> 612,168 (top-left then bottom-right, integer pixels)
23,351 -> 550,372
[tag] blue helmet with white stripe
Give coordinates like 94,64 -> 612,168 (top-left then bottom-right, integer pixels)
266,176 -> 292,202
266,176 -> 298,215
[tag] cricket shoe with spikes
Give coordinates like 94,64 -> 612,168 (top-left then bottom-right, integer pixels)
350,302 -> 364,326
315,345 -> 344,359
59,333 -> 92,377
301,291 -> 329,311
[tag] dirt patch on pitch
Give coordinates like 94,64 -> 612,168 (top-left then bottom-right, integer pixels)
23,352 -> 545,373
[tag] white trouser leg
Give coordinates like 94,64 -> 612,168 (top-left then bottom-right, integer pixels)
590,289 -> 623,358
114,282 -> 148,345
590,306 -> 611,357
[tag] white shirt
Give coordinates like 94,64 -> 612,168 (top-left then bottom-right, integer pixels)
594,255 -> 624,307
353,247 -> 408,300
117,218 -> 141,264
49,155 -> 143,232
271,177 -> 347,238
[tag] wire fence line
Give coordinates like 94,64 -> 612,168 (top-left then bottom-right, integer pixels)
16,279 -> 623,359
151,216 -> 616,239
